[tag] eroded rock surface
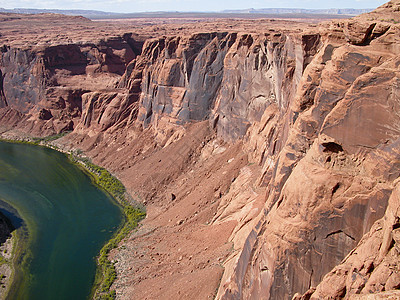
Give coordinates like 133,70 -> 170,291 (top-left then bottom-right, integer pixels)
1,2 -> 400,299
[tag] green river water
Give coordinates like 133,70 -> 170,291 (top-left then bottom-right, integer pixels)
0,141 -> 124,299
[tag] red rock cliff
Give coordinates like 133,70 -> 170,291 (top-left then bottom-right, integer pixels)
1,2 -> 400,299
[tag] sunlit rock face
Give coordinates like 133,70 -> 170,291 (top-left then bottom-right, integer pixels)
2,2 -> 400,299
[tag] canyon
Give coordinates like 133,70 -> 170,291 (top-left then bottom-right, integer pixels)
1,1 -> 400,299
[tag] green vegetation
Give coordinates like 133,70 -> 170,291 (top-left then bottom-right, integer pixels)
0,208 -> 30,300
70,155 -> 146,300
379,18 -> 399,24
5,228 -> 31,300
31,131 -> 71,144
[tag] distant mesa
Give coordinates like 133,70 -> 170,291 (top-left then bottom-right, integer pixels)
221,8 -> 373,15
0,7 -> 119,17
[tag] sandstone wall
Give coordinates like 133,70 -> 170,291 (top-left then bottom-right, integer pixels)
0,36 -> 143,135
227,8 -> 400,299
127,31 -> 320,143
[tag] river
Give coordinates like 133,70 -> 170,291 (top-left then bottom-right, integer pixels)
0,141 -> 123,299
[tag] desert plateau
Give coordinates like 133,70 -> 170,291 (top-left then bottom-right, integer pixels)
0,1 -> 400,299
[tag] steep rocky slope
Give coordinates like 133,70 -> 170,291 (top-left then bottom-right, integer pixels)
1,2 -> 400,299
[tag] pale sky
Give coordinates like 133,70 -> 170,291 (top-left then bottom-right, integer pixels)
0,0 -> 389,13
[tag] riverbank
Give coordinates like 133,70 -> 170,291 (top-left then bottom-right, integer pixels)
0,134 -> 145,299
0,211 -> 15,299
0,196 -> 31,300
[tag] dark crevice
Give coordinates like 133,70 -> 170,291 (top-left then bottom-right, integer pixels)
355,23 -> 391,46
357,23 -> 377,46
392,217 -> 400,230
325,230 -> 355,241
322,142 -> 343,153
391,280 -> 400,289
0,69 -> 7,107
145,103 -> 153,123
332,183 -> 341,196
261,265 -> 269,272
388,238 -> 395,252
302,288 -> 315,300
356,284 -> 365,294
373,25 -> 391,40
272,140 -> 278,155
338,285 -> 347,298
276,197 -> 283,209
325,230 -> 342,239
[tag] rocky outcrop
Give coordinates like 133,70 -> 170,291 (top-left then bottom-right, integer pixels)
75,91 -> 139,136
212,33 -> 320,141
0,35 -> 144,135
127,30 -> 321,146
296,184 -> 400,299
1,48 -> 45,113
135,33 -> 234,128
